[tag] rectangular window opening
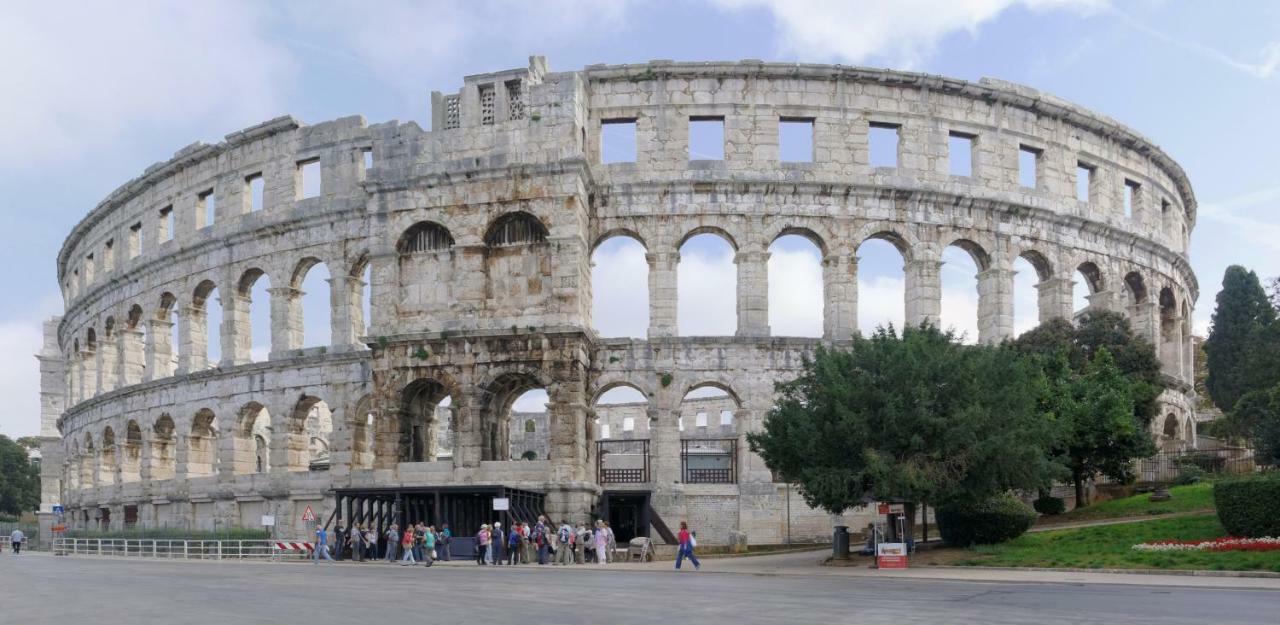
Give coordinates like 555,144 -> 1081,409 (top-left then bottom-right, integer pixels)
246,173 -> 265,212
601,118 -> 637,164
688,116 -> 725,161
103,240 -> 114,273
1124,179 -> 1140,219
868,122 -> 900,168
298,159 -> 321,199
622,417 -> 635,432
1076,163 -> 1094,203
1018,145 -> 1040,189
362,149 -> 373,174
948,131 -> 975,177
199,189 -> 215,228
600,424 -> 611,439
720,410 -> 733,426
159,206 -> 174,242
479,84 -> 495,126
695,411 -> 708,427
779,117 -> 814,163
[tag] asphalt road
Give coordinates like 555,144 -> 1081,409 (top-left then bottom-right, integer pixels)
2,553 -> 1277,625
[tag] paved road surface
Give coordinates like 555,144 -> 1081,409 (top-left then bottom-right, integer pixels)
2,552 -> 1276,624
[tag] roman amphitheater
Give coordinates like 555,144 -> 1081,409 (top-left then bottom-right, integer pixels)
37,57 -> 1199,548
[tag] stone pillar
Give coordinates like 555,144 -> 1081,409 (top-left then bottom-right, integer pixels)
647,252 -> 679,338
120,328 -> 145,386
1128,300 -> 1160,347
451,396 -> 482,469
329,274 -> 364,351
1086,289 -> 1119,314
268,287 -> 303,355
80,350 -> 98,399
1036,277 -> 1075,323
145,318 -> 175,380
650,407 -> 682,487
99,332 -> 118,393
178,304 -> 206,373
823,254 -> 857,340
735,249 -> 770,337
223,292 -> 251,366
547,381 -> 590,483
904,259 -> 942,329
976,263 -> 1015,344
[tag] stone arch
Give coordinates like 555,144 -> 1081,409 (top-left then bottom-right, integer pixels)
680,380 -> 744,409
349,394 -> 374,470
591,228 -> 648,253
287,395 -> 332,470
1158,286 -> 1181,375
1015,250 -> 1054,282
81,432 -> 95,487
769,229 -> 826,338
1162,413 -> 1181,439
121,420 -> 142,483
677,225 -> 738,252
290,257 -> 333,349
398,379 -> 457,463
852,223 -> 918,260
396,221 -> 455,254
942,238 -> 992,272
191,279 -> 220,369
99,425 -> 117,485
591,231 -> 649,338
679,228 -> 739,336
151,291 -> 179,378
589,378 -> 657,406
477,370 -> 551,462
591,382 -> 651,445
233,401 -> 272,474
766,225 -> 831,256
1124,271 -> 1149,305
187,408 -> 219,477
151,414 -> 176,480
483,212 -> 552,313
1073,260 -> 1106,313
484,211 -> 548,246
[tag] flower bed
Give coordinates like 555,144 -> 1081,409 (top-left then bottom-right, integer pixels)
1132,536 -> 1280,552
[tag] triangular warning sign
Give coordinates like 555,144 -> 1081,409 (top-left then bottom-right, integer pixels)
301,505 -> 316,522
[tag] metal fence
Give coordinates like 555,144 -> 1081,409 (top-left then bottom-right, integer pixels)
0,522 -> 40,551
1137,447 -> 1258,484
598,439 -> 650,484
51,538 -> 306,560
681,438 -> 737,484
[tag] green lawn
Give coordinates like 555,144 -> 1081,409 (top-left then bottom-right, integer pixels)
1043,482 -> 1214,524
937,513 -> 1280,572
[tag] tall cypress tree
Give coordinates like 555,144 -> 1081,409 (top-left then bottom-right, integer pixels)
1205,266 -> 1276,412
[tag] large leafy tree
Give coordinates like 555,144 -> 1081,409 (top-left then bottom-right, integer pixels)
1205,266 -> 1276,412
747,324 -> 1062,516
0,434 -> 40,516
1012,311 -> 1159,505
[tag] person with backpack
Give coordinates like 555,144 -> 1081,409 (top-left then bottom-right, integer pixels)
350,523 -> 365,562
556,520 -> 574,565
532,516 -> 550,565
675,521 -> 700,571
490,521 -> 505,565
414,522 -> 427,563
575,522 -> 590,564
422,525 -> 436,567
439,523 -> 452,561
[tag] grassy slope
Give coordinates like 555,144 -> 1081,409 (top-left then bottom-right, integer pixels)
928,513 -> 1280,572
1038,482 -> 1215,525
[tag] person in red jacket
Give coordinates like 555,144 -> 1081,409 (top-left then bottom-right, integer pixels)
400,527 -> 416,565
675,521 -> 700,570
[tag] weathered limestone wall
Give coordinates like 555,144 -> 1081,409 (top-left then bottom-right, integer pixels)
47,57 -> 1199,544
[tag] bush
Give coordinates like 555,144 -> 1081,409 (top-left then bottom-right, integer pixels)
937,494 -> 1037,546
1033,495 -> 1066,515
1173,463 -> 1207,485
1215,474 -> 1280,538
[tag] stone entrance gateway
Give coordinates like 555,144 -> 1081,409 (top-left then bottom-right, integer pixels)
46,56 -> 1198,546
333,486 -> 545,559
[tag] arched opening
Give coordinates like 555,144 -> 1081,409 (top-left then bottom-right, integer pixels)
155,292 -> 179,378
238,268 -> 272,362
1012,252 -> 1051,335
940,241 -> 989,343
350,394 -> 374,470
187,409 -> 218,477
678,231 -> 736,336
288,396 -> 331,470
234,402 -> 272,475
594,385 -> 649,441
591,233 -> 648,338
349,254 -> 374,340
124,305 -> 145,384
506,385 -> 550,462
293,259 -> 332,349
396,222 -> 456,317
484,212 -> 551,315
680,384 -> 741,484
84,328 -> 98,398
593,385 -> 650,484
768,233 -> 824,337
1124,271 -> 1148,306
397,221 -> 455,254
99,426 -> 116,486
1159,287 -> 1180,375
151,415 -> 176,481
479,373 -> 546,462
855,236 -> 906,336
193,280 -> 222,368
121,420 -> 142,483
1162,413 -> 1180,439
81,434 -> 95,488
399,380 -> 453,463
1073,262 -> 1105,315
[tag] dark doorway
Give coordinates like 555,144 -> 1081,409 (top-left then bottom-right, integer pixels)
124,505 -> 139,529
600,491 -> 650,545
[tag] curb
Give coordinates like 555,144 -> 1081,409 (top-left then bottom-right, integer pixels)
922,564 -> 1280,579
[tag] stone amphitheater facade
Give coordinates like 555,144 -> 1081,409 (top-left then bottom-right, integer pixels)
38,57 -> 1199,545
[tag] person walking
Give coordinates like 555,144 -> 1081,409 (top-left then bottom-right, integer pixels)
385,524 -> 400,562
422,525 -> 436,567
479,524 -> 492,565
413,522 -> 426,563
439,523 -> 452,561
574,523 -> 588,564
675,521 -> 700,571
350,523 -> 365,562
507,522 -> 521,564
593,521 -> 609,566
9,528 -> 24,555
491,522 -> 505,565
400,527 -> 417,565
313,526 -> 334,564
556,521 -> 574,565
333,522 -> 346,560
604,521 -> 617,563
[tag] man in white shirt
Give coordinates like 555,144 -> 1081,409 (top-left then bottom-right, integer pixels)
10,529 -> 25,554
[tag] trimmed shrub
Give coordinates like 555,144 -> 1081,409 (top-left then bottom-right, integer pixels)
1173,463 -> 1206,486
1215,474 -> 1280,538
936,494 -> 1037,546
1033,495 -> 1066,515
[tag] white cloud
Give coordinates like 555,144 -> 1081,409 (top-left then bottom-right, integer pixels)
857,275 -> 905,336
0,319 -> 44,438
0,2 -> 296,170
711,0 -> 1106,67
591,238 -> 649,338
678,238 -> 738,336
768,247 -> 824,337
1116,11 -> 1280,79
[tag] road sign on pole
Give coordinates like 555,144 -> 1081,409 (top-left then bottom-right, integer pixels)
301,506 -> 316,522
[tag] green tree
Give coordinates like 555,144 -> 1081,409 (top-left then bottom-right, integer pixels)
1012,311 -> 1160,506
1230,385 -> 1280,465
1205,266 -> 1276,412
746,324 -> 1062,516
0,434 -> 40,516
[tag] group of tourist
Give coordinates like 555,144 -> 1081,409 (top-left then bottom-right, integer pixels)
312,515 -> 701,571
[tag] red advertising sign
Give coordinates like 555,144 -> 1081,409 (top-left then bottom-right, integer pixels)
876,542 -> 908,569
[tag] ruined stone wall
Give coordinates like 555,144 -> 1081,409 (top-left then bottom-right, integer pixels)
47,57 -> 1199,543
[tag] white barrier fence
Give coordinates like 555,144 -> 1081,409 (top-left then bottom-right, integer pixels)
51,538 -> 314,561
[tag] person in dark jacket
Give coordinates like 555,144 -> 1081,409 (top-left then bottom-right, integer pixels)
491,522 -> 506,565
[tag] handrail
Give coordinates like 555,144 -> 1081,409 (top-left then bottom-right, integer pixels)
51,538 -> 306,560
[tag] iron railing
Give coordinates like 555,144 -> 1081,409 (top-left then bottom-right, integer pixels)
51,538 -> 305,560
681,438 -> 737,484
597,439 -> 650,484
1137,448 -> 1258,484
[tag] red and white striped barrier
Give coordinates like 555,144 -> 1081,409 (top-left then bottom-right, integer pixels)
274,541 -> 315,551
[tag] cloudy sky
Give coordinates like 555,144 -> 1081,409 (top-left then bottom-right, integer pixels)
3,1 -> 1278,436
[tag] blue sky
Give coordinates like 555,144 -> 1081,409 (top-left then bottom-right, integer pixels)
2,1 -> 1278,437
